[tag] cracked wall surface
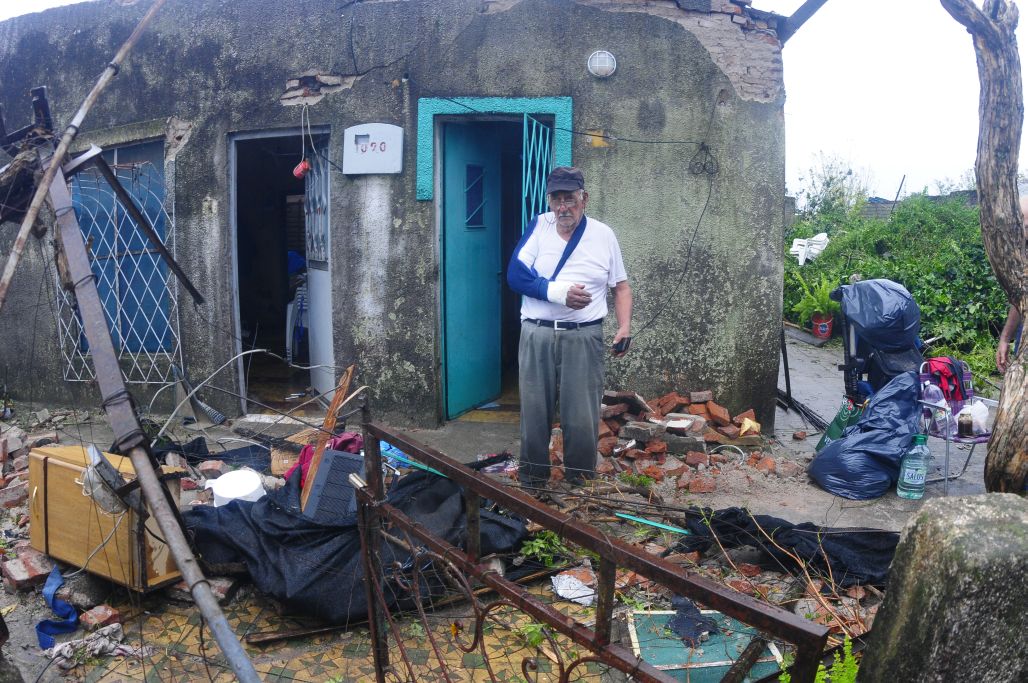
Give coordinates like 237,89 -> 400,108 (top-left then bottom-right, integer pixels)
0,0 -> 787,427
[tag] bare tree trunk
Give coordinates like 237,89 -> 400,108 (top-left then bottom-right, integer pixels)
941,0 -> 1027,493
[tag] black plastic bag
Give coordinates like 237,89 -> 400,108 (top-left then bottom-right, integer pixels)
808,371 -> 922,500
832,278 -> 921,351
182,468 -> 527,625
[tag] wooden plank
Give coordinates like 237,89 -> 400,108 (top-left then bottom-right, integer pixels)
300,365 -> 355,512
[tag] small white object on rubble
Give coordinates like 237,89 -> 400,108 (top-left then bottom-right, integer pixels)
45,623 -> 155,669
552,561 -> 597,606
789,232 -> 829,265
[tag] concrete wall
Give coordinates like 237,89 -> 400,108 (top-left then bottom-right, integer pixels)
0,0 -> 786,427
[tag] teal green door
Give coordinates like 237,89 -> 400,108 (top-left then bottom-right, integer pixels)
443,123 -> 502,418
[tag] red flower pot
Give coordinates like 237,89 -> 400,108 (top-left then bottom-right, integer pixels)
811,312 -> 833,340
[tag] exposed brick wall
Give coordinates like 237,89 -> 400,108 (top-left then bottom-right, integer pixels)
578,0 -> 784,103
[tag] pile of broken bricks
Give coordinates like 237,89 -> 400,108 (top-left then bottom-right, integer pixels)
538,388 -> 806,493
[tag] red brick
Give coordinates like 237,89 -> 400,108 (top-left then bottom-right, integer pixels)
0,437 -> 7,470
601,403 -> 630,419
689,390 -> 713,403
181,477 -> 201,491
792,430 -> 808,441
677,471 -> 693,489
80,604 -> 122,630
12,455 -> 28,472
685,451 -> 709,467
688,475 -> 716,494
731,409 -> 756,427
17,514 -> 28,527
687,404 -> 711,419
665,551 -> 701,565
776,460 -> 804,479
640,465 -> 665,482
198,460 -> 227,479
703,428 -> 723,443
727,579 -> 755,594
716,424 -> 741,439
747,452 -> 762,467
2,547 -> 54,590
622,448 -> 646,460
0,481 -> 27,509
707,402 -> 732,427
597,436 -> 619,457
596,458 -> 616,475
737,563 -> 762,578
709,452 -> 729,465
754,456 -> 777,474
167,576 -> 240,605
548,429 -> 563,465
598,420 -> 613,439
603,419 -> 622,435
644,440 -> 667,455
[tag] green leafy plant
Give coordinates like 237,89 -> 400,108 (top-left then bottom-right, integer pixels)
516,622 -> 549,649
783,193 -> 1008,384
778,637 -> 859,683
519,530 -> 570,568
618,472 -> 655,488
791,272 -> 840,327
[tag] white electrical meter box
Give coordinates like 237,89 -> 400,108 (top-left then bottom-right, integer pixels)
342,123 -> 403,174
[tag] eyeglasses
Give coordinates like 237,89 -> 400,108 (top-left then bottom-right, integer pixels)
548,195 -> 580,208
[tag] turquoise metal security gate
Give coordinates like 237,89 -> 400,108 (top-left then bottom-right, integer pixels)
521,114 -> 553,230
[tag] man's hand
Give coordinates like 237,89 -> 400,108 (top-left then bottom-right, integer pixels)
565,284 -> 591,310
996,338 -> 1011,374
611,331 -> 631,357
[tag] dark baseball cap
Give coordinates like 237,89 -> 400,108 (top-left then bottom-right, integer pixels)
545,166 -> 585,194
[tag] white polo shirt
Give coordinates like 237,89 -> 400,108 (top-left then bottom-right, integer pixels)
515,213 -> 627,323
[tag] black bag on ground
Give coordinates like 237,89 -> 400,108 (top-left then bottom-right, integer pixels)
182,468 -> 527,625
808,371 -> 922,500
672,507 -> 899,588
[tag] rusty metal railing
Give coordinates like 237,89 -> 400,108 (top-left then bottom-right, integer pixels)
355,420 -> 830,682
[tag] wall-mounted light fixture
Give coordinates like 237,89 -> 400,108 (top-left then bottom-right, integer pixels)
587,50 -> 616,78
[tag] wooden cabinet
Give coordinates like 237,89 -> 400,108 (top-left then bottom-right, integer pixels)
29,446 -> 181,592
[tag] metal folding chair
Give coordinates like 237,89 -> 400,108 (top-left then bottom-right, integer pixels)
918,360 -> 996,495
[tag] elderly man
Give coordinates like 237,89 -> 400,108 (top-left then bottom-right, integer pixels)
507,167 -> 632,488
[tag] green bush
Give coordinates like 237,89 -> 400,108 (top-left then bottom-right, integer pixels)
783,195 -> 1009,380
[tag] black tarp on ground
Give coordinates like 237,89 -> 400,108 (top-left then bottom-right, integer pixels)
182,468 -> 527,625
671,507 -> 899,588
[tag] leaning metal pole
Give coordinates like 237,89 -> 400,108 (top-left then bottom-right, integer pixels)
0,0 -> 168,312
45,153 -> 259,681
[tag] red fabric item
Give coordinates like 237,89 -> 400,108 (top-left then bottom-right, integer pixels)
285,432 -> 364,488
926,357 -> 966,402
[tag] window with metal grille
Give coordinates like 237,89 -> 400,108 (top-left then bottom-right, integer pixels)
57,140 -> 183,384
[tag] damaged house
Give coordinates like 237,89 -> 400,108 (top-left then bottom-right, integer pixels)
0,0 -> 790,428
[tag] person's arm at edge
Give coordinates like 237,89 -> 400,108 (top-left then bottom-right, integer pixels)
996,304 -> 1022,373
612,279 -> 632,356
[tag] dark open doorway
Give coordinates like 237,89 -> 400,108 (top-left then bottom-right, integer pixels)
234,134 -> 323,413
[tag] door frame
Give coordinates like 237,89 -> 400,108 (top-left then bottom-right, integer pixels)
228,126 -> 330,414
422,97 -> 572,420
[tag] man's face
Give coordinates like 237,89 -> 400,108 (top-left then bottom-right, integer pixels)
548,190 -> 588,231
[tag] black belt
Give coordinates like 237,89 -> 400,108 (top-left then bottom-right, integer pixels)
524,317 -> 603,330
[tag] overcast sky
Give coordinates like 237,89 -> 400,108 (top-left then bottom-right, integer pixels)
3,0 -> 1026,198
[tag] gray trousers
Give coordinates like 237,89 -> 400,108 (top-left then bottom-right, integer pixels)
518,321 -> 604,485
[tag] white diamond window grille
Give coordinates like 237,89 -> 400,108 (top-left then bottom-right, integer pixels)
57,152 -> 183,384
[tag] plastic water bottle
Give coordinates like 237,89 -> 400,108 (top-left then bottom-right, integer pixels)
897,434 -> 930,500
921,383 -> 949,436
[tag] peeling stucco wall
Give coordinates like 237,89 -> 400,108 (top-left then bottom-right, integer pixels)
0,0 -> 787,427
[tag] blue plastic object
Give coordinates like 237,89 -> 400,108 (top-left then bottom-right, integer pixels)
36,567 -> 78,649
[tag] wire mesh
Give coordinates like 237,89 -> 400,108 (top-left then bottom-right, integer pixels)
56,162 -> 183,384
